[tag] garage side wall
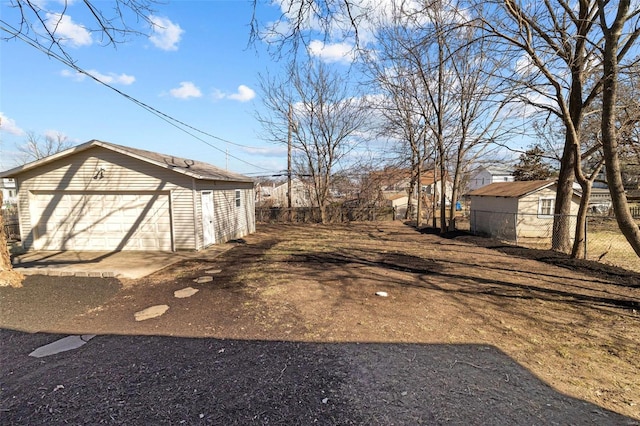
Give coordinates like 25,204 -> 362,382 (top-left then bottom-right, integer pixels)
14,147 -> 198,250
195,181 -> 255,245
469,196 -> 518,240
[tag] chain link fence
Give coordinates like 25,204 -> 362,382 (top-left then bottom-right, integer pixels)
468,210 -> 640,273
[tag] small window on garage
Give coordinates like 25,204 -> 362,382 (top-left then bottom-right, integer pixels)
538,197 -> 554,217
235,190 -> 241,207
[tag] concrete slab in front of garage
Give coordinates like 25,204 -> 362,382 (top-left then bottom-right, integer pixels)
11,245 -> 232,280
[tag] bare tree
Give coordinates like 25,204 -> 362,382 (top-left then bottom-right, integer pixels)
478,0 -> 640,256
2,0 -> 156,60
257,60 -> 371,223
364,18 -> 433,224
254,0 -> 640,256
598,0 -> 640,256
365,0 -> 510,231
18,131 -> 73,163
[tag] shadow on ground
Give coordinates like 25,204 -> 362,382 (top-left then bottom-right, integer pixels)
1,329 -> 635,425
418,224 -> 640,288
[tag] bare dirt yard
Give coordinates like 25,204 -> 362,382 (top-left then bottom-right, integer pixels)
1,221 -> 639,424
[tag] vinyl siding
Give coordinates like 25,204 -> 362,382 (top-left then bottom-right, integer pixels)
15,146 -> 197,250
469,196 -> 518,240
195,181 -> 255,245
470,187 -> 580,241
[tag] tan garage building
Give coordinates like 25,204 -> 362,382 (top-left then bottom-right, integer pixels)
0,140 -> 255,251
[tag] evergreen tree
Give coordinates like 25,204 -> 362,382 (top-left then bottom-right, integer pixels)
513,146 -> 553,181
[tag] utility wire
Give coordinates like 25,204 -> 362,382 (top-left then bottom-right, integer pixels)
0,20 -> 274,172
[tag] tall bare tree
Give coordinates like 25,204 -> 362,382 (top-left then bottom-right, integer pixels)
257,60 -> 371,223
365,0 -> 510,231
478,0 -> 640,256
598,0 -> 640,256
364,11 -> 433,224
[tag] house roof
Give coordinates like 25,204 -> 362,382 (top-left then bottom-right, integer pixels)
468,180 -> 556,198
477,165 -> 514,176
0,140 -> 254,183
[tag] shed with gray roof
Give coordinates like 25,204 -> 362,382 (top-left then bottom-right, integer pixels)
0,140 -> 255,251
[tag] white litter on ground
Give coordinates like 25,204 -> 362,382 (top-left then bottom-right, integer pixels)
174,287 -> 199,298
29,335 -> 96,358
205,269 -> 222,274
193,276 -> 213,284
375,291 -> 389,297
134,305 -> 169,321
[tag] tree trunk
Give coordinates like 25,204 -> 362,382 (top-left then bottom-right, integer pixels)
0,192 -> 24,288
571,181 -> 590,259
600,2 -> 640,256
405,169 -> 417,220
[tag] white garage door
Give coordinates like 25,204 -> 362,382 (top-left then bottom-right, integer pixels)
30,191 -> 172,251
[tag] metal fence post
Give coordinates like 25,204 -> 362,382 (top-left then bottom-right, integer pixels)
584,216 -> 588,260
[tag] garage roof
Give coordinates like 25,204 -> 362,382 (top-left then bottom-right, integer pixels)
468,180 -> 556,198
0,139 -> 254,183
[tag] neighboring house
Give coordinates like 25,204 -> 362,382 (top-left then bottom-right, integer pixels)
467,165 -> 514,192
0,140 -> 255,251
468,180 -> 581,242
371,167 -> 454,206
417,170 -> 454,205
589,187 -> 612,214
386,194 -> 417,219
270,178 -> 313,207
1,178 -> 17,207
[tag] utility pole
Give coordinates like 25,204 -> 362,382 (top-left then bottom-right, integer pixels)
287,104 -> 293,212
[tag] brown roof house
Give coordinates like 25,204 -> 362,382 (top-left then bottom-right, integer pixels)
468,180 -> 581,244
0,140 -> 255,251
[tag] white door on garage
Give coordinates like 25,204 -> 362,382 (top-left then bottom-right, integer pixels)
30,191 -> 172,251
201,191 -> 215,247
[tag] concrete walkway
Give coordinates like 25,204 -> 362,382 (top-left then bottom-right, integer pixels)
11,245 -> 232,279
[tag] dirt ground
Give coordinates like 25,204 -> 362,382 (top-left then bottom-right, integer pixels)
1,221 -> 639,424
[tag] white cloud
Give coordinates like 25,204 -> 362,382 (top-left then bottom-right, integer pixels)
241,146 -> 287,157
149,15 -> 184,51
87,70 -> 135,85
60,69 -> 86,82
61,69 -> 135,85
214,85 -> 256,102
0,113 -> 25,136
515,55 -> 535,77
170,82 -> 202,99
228,85 -> 256,102
308,40 -> 356,64
45,12 -> 92,47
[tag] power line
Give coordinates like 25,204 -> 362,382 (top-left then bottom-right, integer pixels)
0,20 -> 274,173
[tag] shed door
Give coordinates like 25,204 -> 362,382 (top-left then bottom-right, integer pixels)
201,191 -> 215,247
30,191 -> 172,251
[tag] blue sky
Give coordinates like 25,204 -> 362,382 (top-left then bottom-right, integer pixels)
0,1 -> 537,178
0,0 -> 312,176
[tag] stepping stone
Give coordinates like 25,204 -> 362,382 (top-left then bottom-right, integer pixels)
29,335 -> 96,358
134,305 -> 169,321
205,269 -> 222,274
174,287 -> 199,298
193,276 -> 213,284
